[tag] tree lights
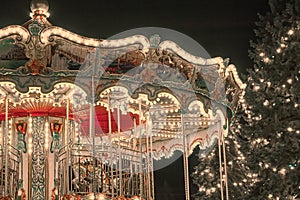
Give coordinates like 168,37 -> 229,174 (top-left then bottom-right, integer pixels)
193,1 -> 300,199
241,0 -> 300,199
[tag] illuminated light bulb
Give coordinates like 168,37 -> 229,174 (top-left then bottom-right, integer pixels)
279,168 -> 286,175
206,189 -> 211,195
45,121 -> 49,149
257,138 -> 261,143
286,98 -> 291,103
28,137 -> 33,155
287,127 -> 293,132
259,52 -> 265,57
253,86 -> 260,91
287,29 -> 294,35
276,48 -> 282,53
265,164 -> 269,168
273,168 -> 277,172
287,78 -> 293,84
277,133 -> 282,137
268,194 -> 273,199
263,100 -> 269,106
263,57 -> 270,63
199,186 -> 205,191
280,43 -> 286,48
296,130 -> 300,134
211,187 -> 216,193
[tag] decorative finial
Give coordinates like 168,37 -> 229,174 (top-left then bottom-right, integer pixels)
30,0 -> 50,19
149,34 -> 161,48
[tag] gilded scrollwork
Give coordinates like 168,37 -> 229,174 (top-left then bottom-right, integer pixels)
0,25 -> 31,44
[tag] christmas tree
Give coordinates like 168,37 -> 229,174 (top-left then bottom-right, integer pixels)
192,0 -> 300,199
236,0 -> 300,199
191,130 -> 250,199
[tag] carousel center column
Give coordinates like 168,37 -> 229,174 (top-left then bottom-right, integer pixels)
28,116 -> 48,200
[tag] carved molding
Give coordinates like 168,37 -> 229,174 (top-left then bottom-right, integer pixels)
158,40 -> 224,66
0,25 -> 31,44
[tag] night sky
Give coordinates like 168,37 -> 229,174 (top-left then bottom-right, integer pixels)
0,0 -> 271,199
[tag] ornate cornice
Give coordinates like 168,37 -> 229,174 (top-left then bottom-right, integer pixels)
0,25 -> 31,44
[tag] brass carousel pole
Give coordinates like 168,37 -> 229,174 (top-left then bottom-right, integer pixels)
4,97 -> 9,197
149,118 -> 155,200
117,105 -> 122,197
145,114 -> 154,200
218,121 -> 225,200
107,94 -> 111,194
64,99 -> 70,196
107,94 -> 115,198
145,115 -> 151,199
44,118 -> 49,200
220,118 -> 229,200
0,120 -> 2,196
138,99 -> 143,198
181,110 -> 190,200
53,136 -> 57,195
27,116 -> 33,200
90,77 -> 96,195
222,129 -> 229,200
90,48 -> 100,197
133,117 -> 137,196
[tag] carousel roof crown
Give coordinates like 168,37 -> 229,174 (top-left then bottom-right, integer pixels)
30,0 -> 50,19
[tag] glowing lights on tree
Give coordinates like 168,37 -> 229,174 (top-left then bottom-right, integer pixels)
258,21 -> 300,64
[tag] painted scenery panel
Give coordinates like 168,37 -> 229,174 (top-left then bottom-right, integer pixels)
0,38 -> 29,70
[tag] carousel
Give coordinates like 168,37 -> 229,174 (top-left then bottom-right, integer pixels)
0,1 -> 245,200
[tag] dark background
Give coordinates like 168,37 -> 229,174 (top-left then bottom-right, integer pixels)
0,0 -> 271,199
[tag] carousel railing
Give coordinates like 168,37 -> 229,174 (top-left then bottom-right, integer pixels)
0,144 -> 21,200
57,142 -> 151,200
